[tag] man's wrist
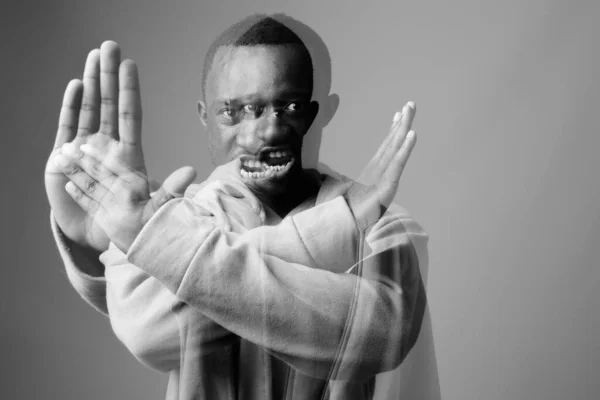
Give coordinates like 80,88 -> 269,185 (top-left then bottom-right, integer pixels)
52,222 -> 105,277
109,228 -> 140,255
291,196 -> 360,273
345,183 -> 383,231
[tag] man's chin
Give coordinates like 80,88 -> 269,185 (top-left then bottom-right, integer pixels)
237,157 -> 298,195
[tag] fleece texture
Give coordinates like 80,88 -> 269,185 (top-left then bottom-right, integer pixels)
51,163 -> 430,400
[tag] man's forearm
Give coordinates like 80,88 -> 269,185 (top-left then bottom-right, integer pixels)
125,194 -> 427,380
50,209 -> 235,372
102,242 -> 236,372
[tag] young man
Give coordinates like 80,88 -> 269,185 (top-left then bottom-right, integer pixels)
46,15 -> 432,400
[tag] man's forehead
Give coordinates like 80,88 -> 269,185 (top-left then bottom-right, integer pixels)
205,45 -> 311,104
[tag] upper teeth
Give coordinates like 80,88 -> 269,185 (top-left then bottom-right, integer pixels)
241,151 -> 291,168
243,160 -> 262,168
268,150 -> 289,159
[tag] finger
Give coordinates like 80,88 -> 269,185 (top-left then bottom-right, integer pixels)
386,129 -> 417,184
118,59 -> 142,146
99,41 -> 121,137
371,101 -> 416,177
372,109 -> 405,162
148,166 -> 197,211
386,102 -> 416,158
54,79 -> 83,150
65,181 -> 102,216
361,110 -> 401,181
77,49 -> 101,137
374,129 -> 417,211
54,153 -> 110,204
63,142 -> 117,186
162,166 -> 197,196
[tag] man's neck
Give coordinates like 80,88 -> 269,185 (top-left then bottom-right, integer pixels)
253,169 -> 321,218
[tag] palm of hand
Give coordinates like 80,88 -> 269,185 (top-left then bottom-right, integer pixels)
45,42 -> 146,253
352,103 -> 417,216
46,131 -> 146,251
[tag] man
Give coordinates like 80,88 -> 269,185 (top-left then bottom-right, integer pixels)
46,15 -> 431,399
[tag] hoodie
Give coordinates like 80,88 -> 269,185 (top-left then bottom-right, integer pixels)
50,162 -> 436,399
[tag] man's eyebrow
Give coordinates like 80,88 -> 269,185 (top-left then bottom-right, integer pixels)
215,90 -> 311,105
215,96 -> 255,105
212,98 -> 241,109
215,98 -> 236,105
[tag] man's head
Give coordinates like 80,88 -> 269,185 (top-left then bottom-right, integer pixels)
197,15 -> 319,199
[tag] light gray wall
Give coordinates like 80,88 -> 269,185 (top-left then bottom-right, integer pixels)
2,0 -> 599,399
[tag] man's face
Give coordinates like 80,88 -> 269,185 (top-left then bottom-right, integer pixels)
199,44 -> 318,197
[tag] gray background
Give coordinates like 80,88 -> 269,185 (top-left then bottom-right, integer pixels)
2,0 -> 599,399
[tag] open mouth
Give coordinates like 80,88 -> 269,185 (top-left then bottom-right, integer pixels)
239,149 -> 294,179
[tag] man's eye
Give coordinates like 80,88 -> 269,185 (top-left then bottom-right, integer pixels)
221,109 -> 235,118
285,102 -> 305,112
243,104 -> 260,113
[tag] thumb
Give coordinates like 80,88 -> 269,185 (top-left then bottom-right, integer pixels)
162,166 -> 197,197
148,166 -> 197,212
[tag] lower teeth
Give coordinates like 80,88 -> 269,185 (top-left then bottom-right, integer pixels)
241,161 -> 291,178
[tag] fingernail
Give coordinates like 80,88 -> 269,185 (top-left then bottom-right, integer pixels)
65,181 -> 77,195
406,101 -> 415,110
393,111 -> 401,123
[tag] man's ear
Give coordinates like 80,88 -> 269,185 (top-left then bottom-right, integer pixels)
316,93 -> 339,128
197,101 -> 208,127
303,100 -> 320,135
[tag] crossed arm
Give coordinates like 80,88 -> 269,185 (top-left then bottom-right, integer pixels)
52,182 -> 428,381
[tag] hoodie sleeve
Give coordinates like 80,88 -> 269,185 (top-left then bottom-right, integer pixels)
100,180 -> 263,372
101,242 -> 235,373
50,212 -> 108,315
48,180 -> 249,373
126,190 -> 428,382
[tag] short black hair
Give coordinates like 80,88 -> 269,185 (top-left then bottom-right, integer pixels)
201,14 -> 314,100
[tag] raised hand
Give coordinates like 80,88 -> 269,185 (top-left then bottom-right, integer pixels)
53,143 -> 164,254
347,101 -> 417,225
45,41 -> 195,253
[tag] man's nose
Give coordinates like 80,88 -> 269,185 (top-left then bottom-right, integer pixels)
237,112 -> 283,152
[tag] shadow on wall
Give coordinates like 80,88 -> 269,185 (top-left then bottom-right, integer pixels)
270,13 -> 339,173
272,14 -> 441,400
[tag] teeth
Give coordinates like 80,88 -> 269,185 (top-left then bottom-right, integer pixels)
242,159 -> 264,168
240,160 -> 291,178
266,150 -> 290,159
